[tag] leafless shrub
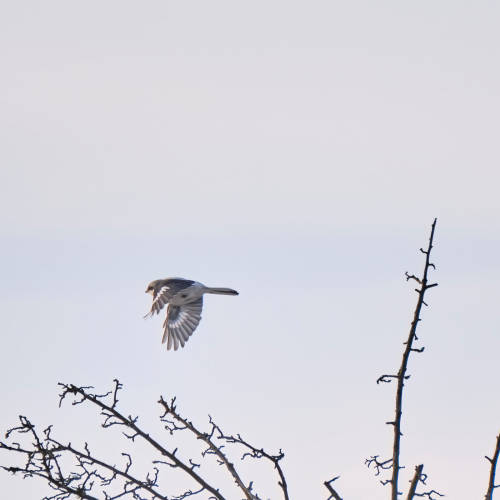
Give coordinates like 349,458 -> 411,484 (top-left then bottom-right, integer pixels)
0,380 -> 287,500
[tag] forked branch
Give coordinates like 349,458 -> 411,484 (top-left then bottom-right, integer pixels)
324,476 -> 343,500
0,381 -> 288,500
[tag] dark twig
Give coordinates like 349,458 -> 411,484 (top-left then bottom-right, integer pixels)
324,476 -> 343,500
388,219 -> 437,500
402,461 -> 443,500
213,430 -> 289,500
158,397 -> 254,500
414,491 -> 444,499
57,382 -> 225,500
369,219 -> 438,499
485,433 -> 500,500
407,464 -> 423,500
365,455 -> 394,478
0,417 -> 100,500
1,381 -> 290,499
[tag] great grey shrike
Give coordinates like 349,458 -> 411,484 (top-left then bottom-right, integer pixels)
145,277 -> 238,350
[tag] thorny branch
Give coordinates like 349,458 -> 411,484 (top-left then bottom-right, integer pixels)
485,433 -> 500,500
387,219 -> 438,500
158,397 -> 257,500
59,380 -> 224,500
0,380 -> 287,500
369,219 -> 442,500
210,425 -> 289,500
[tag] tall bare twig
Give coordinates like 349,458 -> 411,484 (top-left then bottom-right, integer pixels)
375,219 -> 439,499
485,433 -> 500,500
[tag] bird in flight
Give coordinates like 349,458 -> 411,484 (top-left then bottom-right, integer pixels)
145,278 -> 238,350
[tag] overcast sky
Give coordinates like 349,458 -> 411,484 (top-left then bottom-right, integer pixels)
1,2 -> 500,499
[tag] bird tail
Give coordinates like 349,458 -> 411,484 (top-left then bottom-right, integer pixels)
203,287 -> 239,296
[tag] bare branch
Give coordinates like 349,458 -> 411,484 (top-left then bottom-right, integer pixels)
158,397 -> 254,500
377,375 -> 399,385
485,433 -> 500,500
324,476 -> 343,500
407,464 -> 423,500
212,429 -> 289,500
57,382 -> 226,500
2,381 -> 291,499
388,219 -> 438,500
365,455 -> 393,477
370,219 -> 439,499
414,490 -> 444,499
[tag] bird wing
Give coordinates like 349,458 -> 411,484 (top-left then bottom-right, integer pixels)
145,279 -> 195,317
162,298 -> 203,350
145,286 -> 171,317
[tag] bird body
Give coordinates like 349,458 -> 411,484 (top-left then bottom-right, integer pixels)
145,277 -> 238,350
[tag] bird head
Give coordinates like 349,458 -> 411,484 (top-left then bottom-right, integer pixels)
145,281 -> 157,295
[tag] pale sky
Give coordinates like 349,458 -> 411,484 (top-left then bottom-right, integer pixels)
1,2 -> 500,499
